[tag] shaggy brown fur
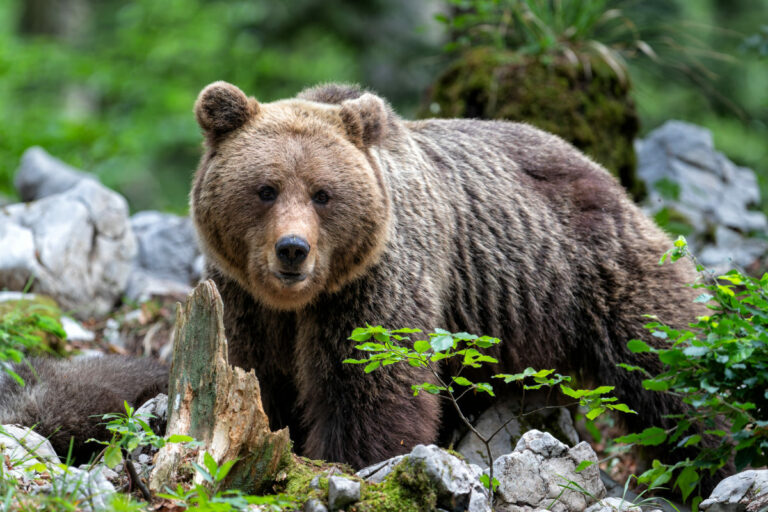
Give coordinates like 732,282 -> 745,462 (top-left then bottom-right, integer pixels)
0,356 -> 168,463
191,81 -> 703,469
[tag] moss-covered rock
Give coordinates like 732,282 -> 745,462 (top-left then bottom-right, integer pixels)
422,47 -> 644,199
278,455 -> 442,511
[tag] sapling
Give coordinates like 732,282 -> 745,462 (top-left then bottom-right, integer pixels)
344,326 -> 635,508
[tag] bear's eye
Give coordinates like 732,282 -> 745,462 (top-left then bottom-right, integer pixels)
312,190 -> 330,205
258,186 -> 277,202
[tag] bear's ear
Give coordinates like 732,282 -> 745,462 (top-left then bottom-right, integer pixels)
195,81 -> 258,138
339,93 -> 390,148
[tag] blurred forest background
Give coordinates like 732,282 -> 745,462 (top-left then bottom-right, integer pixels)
0,0 -> 766,213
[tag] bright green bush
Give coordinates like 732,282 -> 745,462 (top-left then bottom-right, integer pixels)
619,237 -> 768,504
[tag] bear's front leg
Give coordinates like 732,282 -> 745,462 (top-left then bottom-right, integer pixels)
293,313 -> 442,468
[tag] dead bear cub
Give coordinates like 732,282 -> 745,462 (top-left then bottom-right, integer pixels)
191,81 -> 701,468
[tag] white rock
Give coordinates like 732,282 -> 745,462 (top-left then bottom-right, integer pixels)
14,147 -> 96,202
126,211 -> 201,302
304,498 -> 328,512
61,316 -> 95,342
584,497 -> 642,512
636,120 -> 768,269
52,465 -> 117,512
700,470 -> 768,512
0,424 -> 61,480
494,430 -> 604,512
0,179 -> 136,317
457,400 -> 579,468
357,455 -> 405,483
328,475 -> 360,510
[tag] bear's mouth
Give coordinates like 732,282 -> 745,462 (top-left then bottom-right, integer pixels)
273,271 -> 308,285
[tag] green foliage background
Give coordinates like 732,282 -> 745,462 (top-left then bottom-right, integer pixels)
0,0 -> 765,213
0,0 -> 440,211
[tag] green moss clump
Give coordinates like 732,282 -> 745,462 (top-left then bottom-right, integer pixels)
357,459 -> 439,512
277,455 -> 442,512
0,294 -> 67,355
422,47 -> 644,199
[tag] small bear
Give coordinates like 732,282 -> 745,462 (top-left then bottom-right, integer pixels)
0,355 -> 168,463
191,81 -> 702,468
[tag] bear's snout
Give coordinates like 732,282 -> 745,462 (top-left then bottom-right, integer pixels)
275,235 -> 310,267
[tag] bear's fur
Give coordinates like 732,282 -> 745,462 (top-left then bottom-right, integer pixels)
0,356 -> 168,463
191,81 -> 702,468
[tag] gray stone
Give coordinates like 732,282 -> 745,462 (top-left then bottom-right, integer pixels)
584,497 -> 642,512
0,425 -> 61,480
304,498 -> 329,512
0,179 -> 136,318
132,393 -> 168,458
457,400 -> 579,468
357,444 -> 491,512
411,444 -> 479,508
61,316 -> 95,342
636,120 -> 768,270
126,211 -> 201,302
356,455 -> 405,483
514,430 -> 569,458
700,470 -> 768,512
14,146 -> 96,202
52,465 -> 117,511
124,269 -> 193,303
457,399 -> 521,467
494,430 -> 604,512
135,393 -> 168,424
328,475 -> 360,510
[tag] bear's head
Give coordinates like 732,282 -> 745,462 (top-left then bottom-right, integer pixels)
191,81 -> 393,310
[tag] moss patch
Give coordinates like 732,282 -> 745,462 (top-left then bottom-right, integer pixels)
421,47 -> 644,199
0,294 -> 66,355
275,455 -> 443,512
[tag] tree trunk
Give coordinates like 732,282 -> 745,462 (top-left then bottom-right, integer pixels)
149,280 -> 291,494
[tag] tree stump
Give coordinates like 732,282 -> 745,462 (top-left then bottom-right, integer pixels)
149,280 -> 291,494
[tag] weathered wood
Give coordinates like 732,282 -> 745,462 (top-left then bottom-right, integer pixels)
149,280 -> 291,493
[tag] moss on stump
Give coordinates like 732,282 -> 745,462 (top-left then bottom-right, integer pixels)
422,47 -> 644,199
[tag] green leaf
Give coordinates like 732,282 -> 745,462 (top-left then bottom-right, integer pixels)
609,403 -> 637,414
560,385 -> 588,399
475,382 -> 495,396
675,466 -> 699,501
627,339 -> 651,353
364,361 -> 381,373
636,427 -> 667,446
586,386 -> 615,396
642,379 -> 670,391
203,451 -> 218,475
168,434 -> 194,443
430,334 -> 454,352
452,376 -> 473,386
479,474 -> 499,491
575,460 -> 595,472
104,445 -> 123,468
682,345 -> 708,357
413,340 -> 431,353
694,293 -> 713,303
586,407 -> 605,420
191,461 -> 214,484
348,328 -> 373,342
616,363 -> 650,374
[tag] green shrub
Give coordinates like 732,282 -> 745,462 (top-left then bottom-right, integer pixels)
619,237 -> 768,505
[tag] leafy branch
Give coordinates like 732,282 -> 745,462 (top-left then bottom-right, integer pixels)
344,325 -> 635,508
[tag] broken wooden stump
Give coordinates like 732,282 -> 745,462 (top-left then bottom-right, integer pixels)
149,280 -> 291,494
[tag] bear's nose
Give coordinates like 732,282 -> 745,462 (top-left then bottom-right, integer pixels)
275,236 -> 310,266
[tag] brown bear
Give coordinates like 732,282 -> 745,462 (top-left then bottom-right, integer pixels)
0,355 -> 168,463
191,81 -> 702,469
